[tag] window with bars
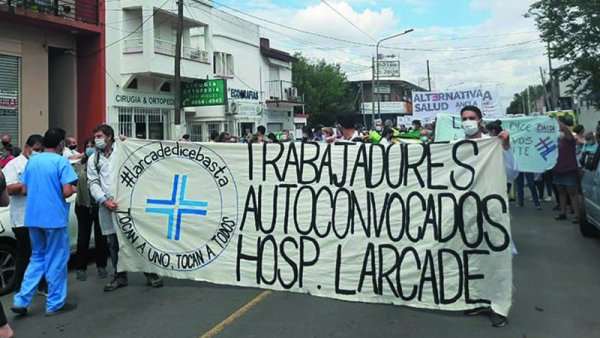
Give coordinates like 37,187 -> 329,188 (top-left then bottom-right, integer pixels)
207,122 -> 221,137
187,123 -> 203,142
117,107 -> 168,140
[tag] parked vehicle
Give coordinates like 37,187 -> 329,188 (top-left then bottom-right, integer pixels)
0,195 -> 80,295
579,157 -> 600,238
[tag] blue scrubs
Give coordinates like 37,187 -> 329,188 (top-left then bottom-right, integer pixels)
12,152 -> 77,313
13,228 -> 70,312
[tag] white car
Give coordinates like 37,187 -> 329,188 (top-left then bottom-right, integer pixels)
0,195 -> 80,295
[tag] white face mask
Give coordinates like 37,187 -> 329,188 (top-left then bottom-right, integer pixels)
95,137 -> 107,149
558,132 -> 565,139
462,120 -> 480,136
29,150 -> 40,158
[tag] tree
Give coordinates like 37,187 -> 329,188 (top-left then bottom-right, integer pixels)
527,0 -> 600,108
506,85 -> 545,114
292,54 -> 354,126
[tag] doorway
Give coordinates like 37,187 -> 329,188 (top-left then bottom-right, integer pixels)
48,47 -> 77,135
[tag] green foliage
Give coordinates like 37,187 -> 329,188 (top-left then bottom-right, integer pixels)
292,54 -> 354,126
527,0 -> 600,108
506,85 -> 545,114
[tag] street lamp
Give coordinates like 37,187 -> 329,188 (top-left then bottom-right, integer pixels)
374,29 -> 414,121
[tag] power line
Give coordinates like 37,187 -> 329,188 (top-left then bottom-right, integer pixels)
320,0 -> 376,42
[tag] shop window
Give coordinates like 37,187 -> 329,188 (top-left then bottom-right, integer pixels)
187,122 -> 203,142
207,122 -> 221,136
118,107 -> 167,140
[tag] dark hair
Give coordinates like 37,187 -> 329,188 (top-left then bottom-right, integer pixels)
93,124 -> 115,141
559,115 -> 574,127
486,120 -> 503,135
216,132 -> 230,143
257,125 -> 266,135
573,124 -> 584,134
336,114 -> 356,129
85,138 -> 95,147
25,134 -> 44,147
182,134 -> 190,140
43,128 -> 67,148
382,128 -> 395,138
412,120 -> 421,126
302,126 -> 314,139
210,131 -> 219,141
267,133 -> 278,143
460,105 -> 482,119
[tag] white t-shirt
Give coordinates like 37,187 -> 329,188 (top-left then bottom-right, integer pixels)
2,154 -> 28,227
63,147 -> 81,164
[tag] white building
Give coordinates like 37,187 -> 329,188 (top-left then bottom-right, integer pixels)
105,0 -> 303,142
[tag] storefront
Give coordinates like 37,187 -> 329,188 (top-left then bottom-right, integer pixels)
0,54 -> 20,145
108,89 -> 174,140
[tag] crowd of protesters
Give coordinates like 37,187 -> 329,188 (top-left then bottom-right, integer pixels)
0,110 -> 596,335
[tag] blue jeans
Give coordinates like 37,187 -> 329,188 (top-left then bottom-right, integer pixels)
13,227 -> 69,313
517,172 -> 540,206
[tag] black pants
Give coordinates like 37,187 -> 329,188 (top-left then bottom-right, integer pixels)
75,205 -> 109,270
12,227 -> 31,290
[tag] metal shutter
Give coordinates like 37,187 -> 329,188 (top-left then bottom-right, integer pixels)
0,55 -> 20,147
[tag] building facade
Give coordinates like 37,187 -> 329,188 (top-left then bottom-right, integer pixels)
105,0 -> 303,142
0,0 -> 105,146
350,79 -> 425,128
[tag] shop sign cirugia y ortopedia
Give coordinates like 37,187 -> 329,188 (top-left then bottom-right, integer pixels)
114,139 -> 513,316
412,88 -> 503,120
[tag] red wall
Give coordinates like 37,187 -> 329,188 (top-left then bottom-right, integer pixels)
76,1 -> 105,144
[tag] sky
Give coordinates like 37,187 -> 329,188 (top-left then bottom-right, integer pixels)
212,0 -> 549,111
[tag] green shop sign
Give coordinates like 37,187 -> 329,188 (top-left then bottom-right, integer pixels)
181,79 -> 226,107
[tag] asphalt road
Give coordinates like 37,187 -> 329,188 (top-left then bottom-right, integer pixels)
2,200 -> 600,338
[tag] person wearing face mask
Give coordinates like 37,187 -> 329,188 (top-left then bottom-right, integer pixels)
10,128 -> 79,316
74,139 -> 109,282
580,132 -> 598,168
460,106 -> 516,328
87,124 -> 164,291
2,134 -> 46,292
0,169 -> 15,338
62,136 -> 85,164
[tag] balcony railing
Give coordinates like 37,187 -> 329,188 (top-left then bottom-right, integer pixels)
183,46 -> 209,63
154,38 -> 176,56
153,38 -> 208,63
0,0 -> 99,25
266,80 -> 304,103
123,37 -> 143,54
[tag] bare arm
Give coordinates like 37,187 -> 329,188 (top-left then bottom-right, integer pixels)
558,121 -> 574,140
0,171 -> 8,207
62,184 -> 76,199
7,182 -> 25,196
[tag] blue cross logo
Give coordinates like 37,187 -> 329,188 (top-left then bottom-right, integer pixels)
145,175 -> 208,241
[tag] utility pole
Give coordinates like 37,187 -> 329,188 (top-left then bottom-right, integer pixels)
546,42 -> 556,109
371,56 -> 375,127
540,66 -> 551,112
360,81 -> 366,128
526,85 -> 531,115
174,0 -> 184,125
426,60 -> 431,91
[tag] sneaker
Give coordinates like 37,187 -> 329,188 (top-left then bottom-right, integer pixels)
104,274 -> 128,292
45,302 -> 77,316
489,312 -> 507,327
10,305 -> 27,316
145,273 -> 164,288
464,307 -> 491,316
76,270 -> 87,281
555,214 -> 567,220
98,267 -> 108,279
536,205 -> 542,210
544,196 -> 553,202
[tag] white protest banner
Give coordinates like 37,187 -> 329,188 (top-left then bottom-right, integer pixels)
434,113 -> 559,173
115,139 -> 513,316
413,88 -> 503,120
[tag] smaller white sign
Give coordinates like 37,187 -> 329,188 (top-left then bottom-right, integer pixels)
361,101 -> 407,114
378,61 -> 400,77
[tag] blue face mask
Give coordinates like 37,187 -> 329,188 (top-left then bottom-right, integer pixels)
85,148 -> 95,157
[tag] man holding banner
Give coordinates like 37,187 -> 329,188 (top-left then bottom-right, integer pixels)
460,105 -> 517,327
